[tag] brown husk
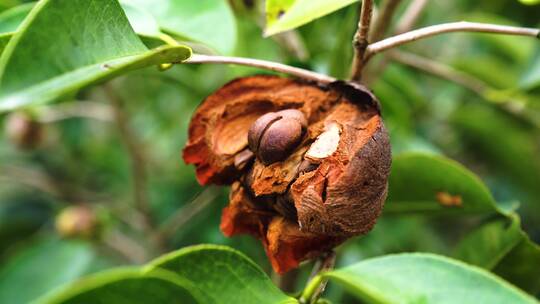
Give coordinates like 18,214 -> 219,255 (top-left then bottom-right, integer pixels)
184,75 -> 391,274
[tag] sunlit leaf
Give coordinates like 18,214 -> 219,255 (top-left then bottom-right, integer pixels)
125,0 -> 236,55
120,1 -> 161,38
0,2 -> 33,33
265,0 -> 359,36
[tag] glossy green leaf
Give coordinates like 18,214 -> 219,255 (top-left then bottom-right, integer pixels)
36,268 -> 201,304
265,0 -> 359,36
322,253 -> 537,304
386,153 -> 500,214
0,2 -> 33,33
0,239 -> 94,304
147,244 -> 296,304
125,0 -> 236,55
0,0 -> 192,111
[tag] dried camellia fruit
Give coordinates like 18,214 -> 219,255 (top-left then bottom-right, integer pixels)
183,75 -> 391,274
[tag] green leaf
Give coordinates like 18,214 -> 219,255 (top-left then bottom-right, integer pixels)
0,0 -> 191,112
454,215 -> 540,294
0,32 -> 11,56
518,0 -> 540,5
147,244 -> 296,304
452,103 -> 540,211
120,1 -> 161,38
0,239 -> 94,304
265,0 -> 359,36
494,236 -> 540,295
322,253 -> 537,304
386,153 -> 500,214
0,2 -> 33,33
454,215 -> 523,269
520,51 -> 540,90
0,200 -> 52,253
36,268 -> 202,304
387,154 -> 540,294
125,0 -> 236,55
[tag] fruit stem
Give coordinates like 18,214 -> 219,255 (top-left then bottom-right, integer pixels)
299,251 -> 336,304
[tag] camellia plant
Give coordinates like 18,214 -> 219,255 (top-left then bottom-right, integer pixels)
0,0 -> 539,303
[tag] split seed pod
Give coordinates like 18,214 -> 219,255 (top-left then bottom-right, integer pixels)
183,75 -> 391,274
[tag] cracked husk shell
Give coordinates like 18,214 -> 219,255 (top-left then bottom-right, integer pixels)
183,75 -> 391,273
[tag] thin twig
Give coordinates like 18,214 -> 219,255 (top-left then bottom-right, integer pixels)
363,0 -> 428,83
158,186 -> 221,238
183,54 -> 335,84
370,0 -> 403,42
102,229 -> 148,263
0,165 -> 61,196
103,84 -> 153,230
350,0 -> 375,81
387,50 -> 488,95
36,101 -> 114,123
274,31 -> 309,61
366,21 -> 540,60
388,50 -> 538,126
299,251 -> 336,304
395,0 -> 429,34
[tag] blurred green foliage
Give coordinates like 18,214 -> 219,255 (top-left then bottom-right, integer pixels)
0,0 -> 539,303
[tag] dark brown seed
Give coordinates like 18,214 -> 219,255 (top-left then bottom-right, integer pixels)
247,112 -> 281,153
258,118 -> 304,165
277,109 -> 307,128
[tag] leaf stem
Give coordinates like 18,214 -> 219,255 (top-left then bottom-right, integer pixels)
387,50 -> 488,95
183,54 -> 335,84
387,50 -> 539,127
350,0 -> 374,82
366,21 -> 540,60
299,251 -> 336,304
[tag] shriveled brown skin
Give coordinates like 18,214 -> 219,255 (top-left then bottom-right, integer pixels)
183,75 -> 391,274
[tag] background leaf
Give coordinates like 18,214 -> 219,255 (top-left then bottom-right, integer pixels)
323,253 -> 537,304
0,238 -> 95,304
386,153 -> 500,214
125,0 -> 236,55
120,1 -> 161,38
0,2 -> 33,33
